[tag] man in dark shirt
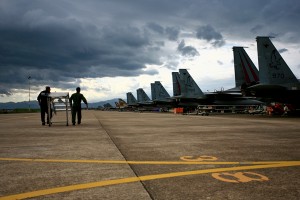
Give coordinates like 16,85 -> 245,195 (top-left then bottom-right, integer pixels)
69,87 -> 88,125
37,86 -> 52,125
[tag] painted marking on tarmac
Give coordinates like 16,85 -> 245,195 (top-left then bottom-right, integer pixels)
0,162 -> 299,200
211,172 -> 269,183
180,155 -> 218,162
1,157 -> 297,165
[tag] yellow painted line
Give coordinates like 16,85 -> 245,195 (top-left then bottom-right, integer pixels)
1,162 -> 299,200
0,157 -> 237,165
0,157 -> 298,165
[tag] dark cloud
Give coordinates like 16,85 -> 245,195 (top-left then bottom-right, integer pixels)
177,40 -> 199,57
184,0 -> 300,42
165,26 -> 180,41
0,0 -> 300,98
146,22 -> 164,34
164,61 -> 179,70
0,88 -> 12,96
145,23 -> 180,41
250,25 -> 263,34
196,25 -> 223,41
268,32 -> 279,38
163,55 -> 180,70
0,1 -> 165,95
278,48 -> 288,53
211,40 -> 225,48
196,25 -> 225,47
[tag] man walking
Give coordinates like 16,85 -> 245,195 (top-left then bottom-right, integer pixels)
69,87 -> 88,125
37,86 -> 52,125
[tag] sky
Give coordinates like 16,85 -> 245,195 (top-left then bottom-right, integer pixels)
1,0 -> 300,103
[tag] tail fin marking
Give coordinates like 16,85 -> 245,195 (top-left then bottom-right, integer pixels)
239,53 -> 251,84
256,36 -> 298,85
242,51 -> 259,82
233,47 -> 259,87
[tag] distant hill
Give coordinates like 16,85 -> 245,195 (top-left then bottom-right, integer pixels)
88,99 -> 119,108
0,101 -> 40,109
0,98 -> 119,109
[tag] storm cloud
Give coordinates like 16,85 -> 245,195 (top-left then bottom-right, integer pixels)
0,0 -> 300,99
278,48 -> 288,53
177,40 -> 199,57
196,25 -> 225,47
0,1 -> 165,94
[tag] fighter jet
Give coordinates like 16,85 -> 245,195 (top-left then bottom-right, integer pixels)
151,81 -> 170,101
136,88 -> 152,105
172,69 -> 262,108
151,81 -> 175,109
245,37 -> 300,108
126,92 -> 138,107
172,69 -> 205,99
172,45 -> 261,102
115,94 -> 139,111
231,46 -> 259,92
171,69 -> 208,107
207,47 -> 260,99
135,88 -> 163,111
199,47 -> 257,95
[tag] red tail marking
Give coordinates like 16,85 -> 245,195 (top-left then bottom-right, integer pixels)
239,53 -> 251,83
242,51 -> 259,82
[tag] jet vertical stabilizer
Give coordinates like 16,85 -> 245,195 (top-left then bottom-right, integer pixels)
257,36 -> 298,85
151,81 -> 174,108
172,72 -> 182,96
151,83 -> 156,100
126,92 -> 138,106
137,88 -> 151,103
178,69 -> 205,98
152,81 -> 170,101
233,47 -> 259,87
117,99 -> 127,108
245,37 -> 300,109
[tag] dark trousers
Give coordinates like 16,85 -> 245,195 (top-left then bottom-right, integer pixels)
72,106 -> 82,124
40,106 -> 52,123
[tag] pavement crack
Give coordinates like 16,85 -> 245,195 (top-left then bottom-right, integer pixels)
95,114 -> 154,200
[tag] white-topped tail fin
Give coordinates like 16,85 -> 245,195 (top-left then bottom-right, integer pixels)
256,36 -> 298,85
233,47 -> 259,87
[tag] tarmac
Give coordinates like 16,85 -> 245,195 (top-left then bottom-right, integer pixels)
0,110 -> 299,200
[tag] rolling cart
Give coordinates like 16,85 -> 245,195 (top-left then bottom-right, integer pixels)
47,92 -> 71,126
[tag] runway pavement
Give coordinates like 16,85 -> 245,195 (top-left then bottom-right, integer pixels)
0,110 -> 299,200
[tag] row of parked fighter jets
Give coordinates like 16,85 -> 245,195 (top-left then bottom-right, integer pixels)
116,36 -> 300,111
